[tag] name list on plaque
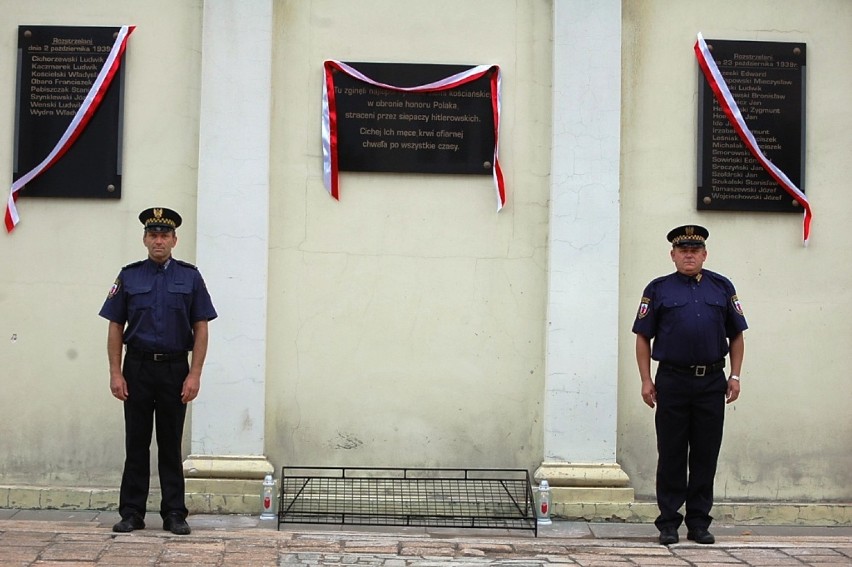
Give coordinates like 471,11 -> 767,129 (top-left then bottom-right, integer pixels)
697,39 -> 806,213
331,62 -> 496,176
14,26 -> 126,199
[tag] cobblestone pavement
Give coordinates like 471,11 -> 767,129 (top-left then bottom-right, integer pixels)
0,510 -> 850,566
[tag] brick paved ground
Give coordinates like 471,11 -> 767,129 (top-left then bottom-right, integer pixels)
0,511 -> 850,566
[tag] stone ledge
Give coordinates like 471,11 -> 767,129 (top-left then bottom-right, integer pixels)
1,485 -> 849,525
0,486 -> 147,512
183,455 -> 273,479
550,486 -> 635,504
186,491 -> 261,514
554,501 -> 852,526
185,477 -> 263,494
0,486 -> 258,514
535,462 -> 631,487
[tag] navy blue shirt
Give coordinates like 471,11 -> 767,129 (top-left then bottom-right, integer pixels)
632,269 -> 747,365
99,258 -> 217,353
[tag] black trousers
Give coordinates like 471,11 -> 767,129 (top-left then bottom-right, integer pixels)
654,366 -> 727,532
119,353 -> 188,520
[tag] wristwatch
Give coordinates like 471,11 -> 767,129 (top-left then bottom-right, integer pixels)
729,375 -> 740,381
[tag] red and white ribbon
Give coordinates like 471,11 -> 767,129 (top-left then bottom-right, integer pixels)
5,25 -> 136,233
322,61 -> 506,211
695,33 -> 812,244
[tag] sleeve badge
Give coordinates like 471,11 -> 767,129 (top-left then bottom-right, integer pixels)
731,294 -> 744,315
637,297 -> 651,319
107,278 -> 121,299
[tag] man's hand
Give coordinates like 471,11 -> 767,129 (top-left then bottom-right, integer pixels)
635,334 -> 655,408
726,377 -> 740,404
641,380 -> 656,408
181,372 -> 201,404
110,374 -> 128,401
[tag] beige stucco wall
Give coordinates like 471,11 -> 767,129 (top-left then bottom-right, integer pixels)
0,0 -> 848,506
618,0 -> 852,500
266,0 -> 552,469
0,0 -> 203,485
0,0 -> 552,485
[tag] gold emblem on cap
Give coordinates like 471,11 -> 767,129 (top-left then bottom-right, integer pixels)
154,208 -> 163,219
672,234 -> 705,245
685,226 -> 694,236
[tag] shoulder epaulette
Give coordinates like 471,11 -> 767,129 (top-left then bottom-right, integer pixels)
121,259 -> 145,270
702,269 -> 731,283
174,259 -> 198,270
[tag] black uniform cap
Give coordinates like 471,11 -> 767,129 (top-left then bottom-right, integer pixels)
139,207 -> 182,232
667,224 -> 709,247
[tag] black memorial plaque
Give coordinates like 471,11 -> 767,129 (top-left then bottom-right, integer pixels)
697,39 -> 805,212
331,62 -> 496,175
14,26 -> 126,199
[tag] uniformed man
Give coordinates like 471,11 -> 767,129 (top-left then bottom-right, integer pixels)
99,207 -> 217,535
632,225 -> 747,546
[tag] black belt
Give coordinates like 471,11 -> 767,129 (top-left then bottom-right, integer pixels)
659,359 -> 725,377
126,346 -> 187,362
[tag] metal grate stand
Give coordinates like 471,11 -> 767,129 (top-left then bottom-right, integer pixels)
278,466 -> 537,536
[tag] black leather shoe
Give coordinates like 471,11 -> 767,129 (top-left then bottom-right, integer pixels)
112,514 -> 145,533
687,528 -> 715,544
659,527 -> 679,545
163,513 -> 191,535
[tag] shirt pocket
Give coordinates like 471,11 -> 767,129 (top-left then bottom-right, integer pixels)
659,296 -> 689,329
167,281 -> 192,311
125,283 -> 154,311
703,295 -> 726,325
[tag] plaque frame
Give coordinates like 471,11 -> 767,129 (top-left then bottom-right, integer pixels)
13,25 -> 127,200
696,39 -> 806,213
328,62 -> 497,176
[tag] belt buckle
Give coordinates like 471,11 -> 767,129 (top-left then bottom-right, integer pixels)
694,365 -> 706,377
153,353 -> 166,362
